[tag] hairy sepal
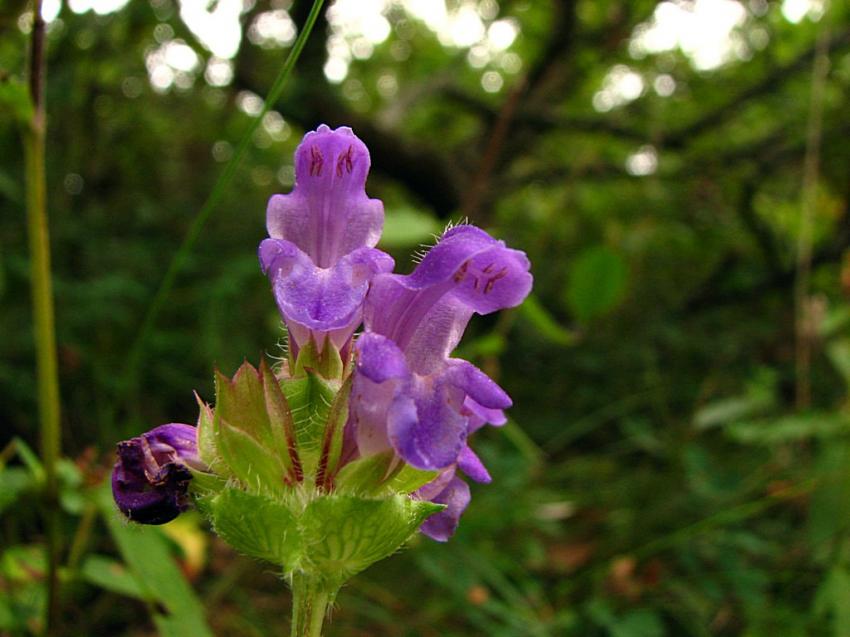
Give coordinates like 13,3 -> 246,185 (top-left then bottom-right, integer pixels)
280,372 -> 338,478
293,336 -> 344,381
197,486 -> 444,587
198,488 -> 301,569
299,494 -> 444,589
334,451 -> 438,496
212,362 -> 299,494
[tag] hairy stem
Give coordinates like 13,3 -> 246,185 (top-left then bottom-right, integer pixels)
290,573 -> 334,637
24,0 -> 62,632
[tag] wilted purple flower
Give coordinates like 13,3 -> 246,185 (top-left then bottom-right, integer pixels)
350,225 -> 532,539
111,423 -> 205,525
259,125 -> 394,356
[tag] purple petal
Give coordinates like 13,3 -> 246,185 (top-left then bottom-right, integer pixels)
457,445 -> 491,484
464,396 -> 507,434
351,372 -> 402,458
355,333 -> 409,383
444,359 -> 512,410
420,225 -> 532,314
350,334 -> 413,459
267,125 -> 383,268
260,238 -> 393,350
387,375 -> 467,470
415,465 -> 456,501
111,424 -> 201,525
363,225 -> 532,365
352,347 -> 509,471
418,476 -> 471,542
364,278 -> 472,374
143,423 -> 203,469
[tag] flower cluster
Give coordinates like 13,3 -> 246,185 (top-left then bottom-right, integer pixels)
112,125 -> 531,555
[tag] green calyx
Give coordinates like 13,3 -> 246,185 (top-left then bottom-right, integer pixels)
291,336 -> 346,381
197,488 -> 441,590
190,343 -> 444,588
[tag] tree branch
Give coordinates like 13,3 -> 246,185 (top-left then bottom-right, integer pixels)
662,28 -> 850,149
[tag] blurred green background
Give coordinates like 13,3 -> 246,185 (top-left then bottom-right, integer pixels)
3,0 -> 850,634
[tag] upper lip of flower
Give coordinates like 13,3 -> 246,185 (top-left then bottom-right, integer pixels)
259,124 -> 393,354
266,124 -> 384,268
364,224 -> 533,364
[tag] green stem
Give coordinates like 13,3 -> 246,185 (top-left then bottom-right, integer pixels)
24,0 -> 62,632
794,15 -> 831,410
66,502 -> 97,570
118,0 -> 326,401
290,573 -> 334,637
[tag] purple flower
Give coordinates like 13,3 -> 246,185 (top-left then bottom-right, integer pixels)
111,423 -> 205,525
353,225 -> 532,467
411,411 -> 498,542
350,225 -> 532,539
415,467 -> 470,542
353,332 -> 511,469
259,125 -> 394,356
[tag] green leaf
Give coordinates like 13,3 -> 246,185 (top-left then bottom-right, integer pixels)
188,468 -> 227,495
726,413 -> 850,445
809,439 -> 850,552
565,245 -> 627,322
827,337 -> 850,390
0,467 -> 34,514
9,437 -> 43,480
0,544 -> 45,582
199,488 -> 302,569
611,609 -> 664,637
58,458 -> 85,514
820,306 -> 850,338
0,168 -> 22,204
0,79 -> 33,126
695,395 -> 770,429
379,207 -> 441,248
588,601 -> 663,637
814,566 -> 850,636
80,555 -> 145,600
98,486 -> 213,637
0,546 -> 45,632
260,358 -> 300,479
520,294 -> 575,346
215,363 -> 272,445
300,494 -> 443,587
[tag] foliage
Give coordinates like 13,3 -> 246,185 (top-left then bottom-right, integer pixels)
3,0 -> 850,634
